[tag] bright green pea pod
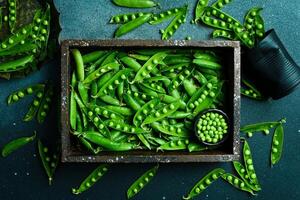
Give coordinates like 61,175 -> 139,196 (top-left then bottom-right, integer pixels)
112,0 -> 158,8
168,111 -> 192,119
195,0 -> 209,22
163,55 -> 192,65
120,56 -> 142,72
128,53 -> 151,61
79,137 -> 102,154
240,118 -> 286,135
212,0 -> 233,10
37,85 -> 54,124
104,105 -> 133,116
0,55 -> 34,72
271,124 -> 284,166
212,29 -> 235,40
233,26 -> 255,48
72,49 -> 85,81
88,104 -> 124,120
123,93 -> 141,111
114,13 -> 152,38
142,100 -> 182,125
193,51 -> 220,62
127,165 -> 159,199
183,79 -> 197,96
149,5 -> 186,25
97,71 -> 113,88
254,15 -> 265,38
151,122 -> 190,138
133,98 -> 160,127
78,82 -> 89,105
0,43 -> 38,57
38,140 -> 59,185
23,90 -> 45,122
137,134 -> 152,150
221,173 -> 255,195
99,95 -> 122,106
193,59 -> 222,70
8,0 -> 17,32
82,51 -> 106,64
243,7 -> 263,34
187,142 -> 208,152
76,131 -> 137,151
105,119 -> 146,134
133,51 -> 168,82
85,52 -> 110,74
161,5 -> 188,40
7,83 -> 45,105
110,12 -> 146,24
2,132 -> 36,157
183,168 -> 225,199
72,164 -> 109,194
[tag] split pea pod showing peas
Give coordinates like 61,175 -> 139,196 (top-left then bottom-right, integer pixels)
2,132 -> 36,157
271,124 -> 284,166
72,164 -> 109,195
194,0 -> 209,22
114,13 -> 152,38
133,98 -> 160,127
212,29 -> 235,40
37,85 -> 54,124
112,0 -> 158,8
0,55 -> 34,72
149,5 -> 186,25
127,165 -> 159,199
221,173 -> 255,195
23,90 -> 46,122
157,138 -> 189,151
7,83 -> 45,105
183,168 -> 225,199
212,0 -> 233,10
8,0 -> 17,32
110,12 -> 147,24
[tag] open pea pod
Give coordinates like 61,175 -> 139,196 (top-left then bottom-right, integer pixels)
212,29 -> 235,40
221,173 -> 255,195
271,124 -> 284,166
133,98 -> 160,127
212,0 -> 233,10
110,12 -> 148,24
194,0 -> 209,22
151,122 -> 190,138
83,62 -> 120,84
105,119 -> 146,134
37,84 -> 54,124
149,5 -> 187,25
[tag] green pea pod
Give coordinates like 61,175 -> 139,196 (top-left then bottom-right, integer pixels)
82,51 -> 106,64
157,139 -> 189,151
193,59 -> 222,70
7,83 -> 45,105
133,52 -> 168,82
183,168 -> 225,199
105,119 -> 146,134
243,7 -> 263,35
254,15 -> 265,38
212,0 -> 233,10
137,134 -> 152,150
99,95 -> 122,106
151,122 -> 190,138
114,13 -> 152,38
187,142 -> 208,152
127,165 -> 159,199
79,137 -> 102,154
161,5 -> 188,40
23,90 -> 45,122
83,62 -> 120,84
123,93 -> 141,111
221,173 -> 255,195
85,52 -> 110,74
0,43 -> 38,57
0,55 -> 34,72
195,0 -> 209,22
133,98 -> 160,127
78,82 -> 89,105
183,79 -> 197,96
97,71 -> 113,88
110,12 -> 147,24
76,131 -> 137,151
70,88 -> 77,130
149,5 -> 186,25
103,106 -> 133,117
240,118 -> 286,136
128,53 -> 151,61
112,0 -> 158,8
120,56 -> 142,72
38,140 -> 59,185
37,85 -> 54,124
89,105 -> 124,120
72,49 -> 85,81
72,164 -> 109,195
212,29 -> 235,40
142,101 -> 182,125
2,132 -> 36,157
271,124 -> 284,166
233,26 -> 255,48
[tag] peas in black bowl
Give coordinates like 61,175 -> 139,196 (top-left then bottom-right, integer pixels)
194,109 -> 229,146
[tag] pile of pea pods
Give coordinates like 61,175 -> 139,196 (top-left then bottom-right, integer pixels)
0,1 -> 51,79
70,48 -> 226,153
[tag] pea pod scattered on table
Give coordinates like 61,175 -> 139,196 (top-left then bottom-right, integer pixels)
271,124 -> 284,166
149,5 -> 187,25
2,132 -> 36,157
72,164 -> 109,195
127,165 -> 159,199
221,173 -> 256,195
112,0 -> 159,8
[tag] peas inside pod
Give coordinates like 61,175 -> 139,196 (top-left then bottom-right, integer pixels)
195,109 -> 229,145
70,48 -> 228,153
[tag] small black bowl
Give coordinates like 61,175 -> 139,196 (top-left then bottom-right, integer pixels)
194,109 -> 230,146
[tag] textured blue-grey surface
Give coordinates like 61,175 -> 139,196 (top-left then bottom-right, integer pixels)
0,0 -> 300,199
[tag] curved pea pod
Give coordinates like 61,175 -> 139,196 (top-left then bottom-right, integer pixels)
149,5 -> 186,25
186,80 -> 213,109
161,5 -> 188,40
105,119 -> 146,134
133,98 -> 160,127
233,26 -> 255,48
83,62 -> 120,84
212,29 -> 235,40
0,55 -> 35,72
201,6 -> 241,31
240,118 -> 286,136
0,24 -> 33,52
78,82 -> 89,105
114,13 -> 152,38
72,164 -> 109,195
23,90 -> 45,122
151,122 -> 190,138
193,59 -> 222,70
76,131 -> 137,151
99,94 -> 122,106
37,85 -> 54,124
110,12 -> 146,24
169,68 -> 194,91
133,51 -> 168,82
164,55 -> 192,66
142,101 -> 181,125
94,68 -> 132,97
157,139 -> 189,151
160,63 -> 189,73
271,124 -> 284,166
72,49 -> 85,81
38,140 -> 59,185
221,173 -> 255,195
0,43 -> 38,57
241,87 -> 264,101
140,82 -> 166,94
212,0 -> 233,9
168,111 -> 192,119
117,81 -> 124,101
79,136 -> 102,154
103,105 -> 133,116
194,0 -> 209,22
243,7 -> 263,35
82,51 -> 107,64
193,51 -> 220,62
112,0 -> 158,8
187,142 -> 208,152
88,105 -> 124,120
123,93 -> 141,111
127,165 -> 159,199
2,132 -> 36,157
97,71 -> 113,88
232,161 -> 259,192
7,83 -> 45,105
183,168 -> 225,200
242,140 -> 261,191
85,52 -> 110,74
254,15 -> 265,38
120,56 -> 142,72
128,53 -> 151,61
144,76 -> 171,87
